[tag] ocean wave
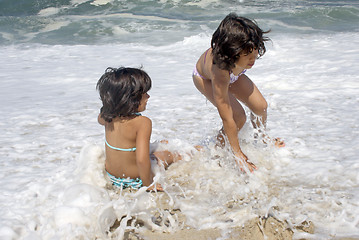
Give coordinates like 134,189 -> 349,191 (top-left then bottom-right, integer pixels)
0,0 -> 358,45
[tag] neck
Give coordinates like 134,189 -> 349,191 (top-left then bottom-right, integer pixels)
231,67 -> 245,75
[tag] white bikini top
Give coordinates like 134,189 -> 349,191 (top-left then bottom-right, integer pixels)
229,69 -> 247,84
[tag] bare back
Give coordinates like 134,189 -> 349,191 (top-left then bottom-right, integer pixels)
195,48 -> 213,81
101,115 -> 152,180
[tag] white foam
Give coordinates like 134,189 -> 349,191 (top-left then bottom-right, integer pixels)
0,31 -> 358,239
40,21 -> 71,33
90,0 -> 113,6
71,0 -> 91,5
38,7 -> 61,16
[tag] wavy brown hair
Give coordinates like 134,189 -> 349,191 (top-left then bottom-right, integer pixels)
96,67 -> 151,122
211,13 -> 270,71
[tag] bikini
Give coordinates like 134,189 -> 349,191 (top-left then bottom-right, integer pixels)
105,139 -> 136,152
106,171 -> 143,189
105,112 -> 143,189
192,49 -> 247,84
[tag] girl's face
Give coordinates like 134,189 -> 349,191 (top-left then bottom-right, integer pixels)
235,48 -> 259,70
138,92 -> 150,112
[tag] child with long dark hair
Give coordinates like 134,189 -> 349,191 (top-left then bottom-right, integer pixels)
192,13 -> 284,172
97,67 -> 183,191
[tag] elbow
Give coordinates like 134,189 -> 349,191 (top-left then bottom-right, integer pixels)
136,158 -> 146,166
136,156 -> 150,168
98,114 -> 105,125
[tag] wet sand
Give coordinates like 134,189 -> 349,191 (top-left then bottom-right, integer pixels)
108,182 -> 358,240
110,190 -> 317,240
120,215 -> 313,240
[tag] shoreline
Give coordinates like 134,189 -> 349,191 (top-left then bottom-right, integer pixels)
121,217 -> 359,240
140,216 -> 307,240
112,213 -> 315,239
108,185 -> 358,240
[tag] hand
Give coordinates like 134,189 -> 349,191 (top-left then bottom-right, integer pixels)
146,183 -> 164,192
274,138 -> 285,148
234,151 -> 257,173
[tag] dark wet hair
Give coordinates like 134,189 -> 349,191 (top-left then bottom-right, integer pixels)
96,67 -> 151,122
211,13 -> 270,71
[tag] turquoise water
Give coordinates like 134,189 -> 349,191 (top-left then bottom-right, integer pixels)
0,0 -> 358,45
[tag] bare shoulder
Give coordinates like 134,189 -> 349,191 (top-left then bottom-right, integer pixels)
134,115 -> 152,129
133,116 -> 152,140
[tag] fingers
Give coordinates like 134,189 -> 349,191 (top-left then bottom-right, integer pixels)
249,161 -> 257,170
194,145 -> 204,152
235,152 -> 257,173
237,159 -> 257,173
248,162 -> 257,172
238,159 -> 257,173
156,185 -> 164,191
274,138 -> 285,147
146,183 -> 164,192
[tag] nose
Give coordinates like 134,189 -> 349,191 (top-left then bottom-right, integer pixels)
146,93 -> 150,99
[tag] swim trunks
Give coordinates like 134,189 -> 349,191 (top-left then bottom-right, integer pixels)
106,171 -> 143,189
192,67 -> 206,79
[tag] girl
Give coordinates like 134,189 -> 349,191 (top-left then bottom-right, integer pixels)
97,67 -> 182,191
192,13 -> 284,172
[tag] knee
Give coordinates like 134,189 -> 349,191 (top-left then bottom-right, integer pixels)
252,99 -> 268,117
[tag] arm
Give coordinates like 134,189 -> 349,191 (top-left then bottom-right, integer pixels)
211,66 -> 256,172
211,66 -> 243,154
135,117 -> 154,186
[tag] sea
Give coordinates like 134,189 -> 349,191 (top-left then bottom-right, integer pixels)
0,0 -> 358,239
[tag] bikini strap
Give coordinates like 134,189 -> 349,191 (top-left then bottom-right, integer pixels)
105,139 -> 136,152
118,112 -> 142,117
204,49 -> 210,65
